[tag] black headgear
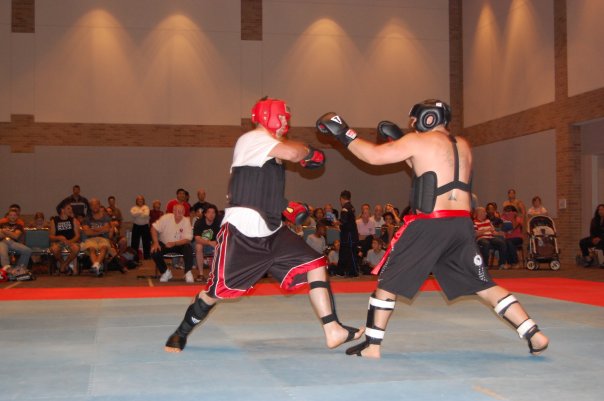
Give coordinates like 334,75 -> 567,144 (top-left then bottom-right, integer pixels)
409,99 -> 451,132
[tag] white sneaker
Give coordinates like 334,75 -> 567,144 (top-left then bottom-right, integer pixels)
184,271 -> 194,283
159,269 -> 173,282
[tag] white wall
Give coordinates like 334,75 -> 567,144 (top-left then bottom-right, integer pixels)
472,129 -> 557,217
463,0 -> 555,126
0,145 -> 410,222
2,0 -> 451,127
567,0 -> 604,97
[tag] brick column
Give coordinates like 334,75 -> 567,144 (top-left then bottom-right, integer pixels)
241,0 -> 262,41
11,0 -> 34,33
448,0 -> 464,136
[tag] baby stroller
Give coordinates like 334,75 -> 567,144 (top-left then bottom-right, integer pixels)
526,215 -> 561,270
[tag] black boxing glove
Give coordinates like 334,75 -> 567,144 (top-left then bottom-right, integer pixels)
377,120 -> 404,142
300,146 -> 325,169
282,201 -> 310,225
316,112 -> 357,147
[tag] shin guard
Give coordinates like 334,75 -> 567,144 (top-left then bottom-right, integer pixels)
309,280 -> 360,344
166,294 -> 215,350
346,292 -> 395,356
494,294 -> 547,354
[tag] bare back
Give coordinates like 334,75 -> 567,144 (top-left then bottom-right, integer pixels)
407,130 -> 472,212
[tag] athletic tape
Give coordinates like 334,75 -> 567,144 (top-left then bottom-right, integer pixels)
494,294 -> 518,315
365,327 -> 385,340
516,318 -> 536,338
369,297 -> 395,310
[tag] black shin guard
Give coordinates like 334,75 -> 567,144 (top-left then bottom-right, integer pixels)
309,280 -> 360,344
165,294 -> 215,350
346,292 -> 395,356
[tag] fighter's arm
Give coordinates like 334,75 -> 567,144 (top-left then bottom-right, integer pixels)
348,136 -> 416,166
268,140 -> 309,163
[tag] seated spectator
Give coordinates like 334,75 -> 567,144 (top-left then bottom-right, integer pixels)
363,238 -> 385,274
384,203 -> 401,224
49,202 -> 81,274
151,204 -> 194,283
1,204 -> 25,228
501,205 -> 523,268
579,204 -> 604,267
59,185 -> 90,218
324,203 -> 338,225
193,204 -> 220,282
313,207 -> 327,226
327,239 -> 340,276
380,212 -> 397,246
166,188 -> 191,217
80,198 -> 113,277
106,196 -> 123,228
29,212 -> 49,229
485,202 -> 503,229
527,196 -> 548,218
130,195 -> 151,260
192,188 -> 211,214
0,208 -> 32,271
503,188 -> 526,218
356,205 -> 375,256
473,207 -> 509,269
306,221 -> 327,254
370,204 -> 384,228
149,200 -> 164,225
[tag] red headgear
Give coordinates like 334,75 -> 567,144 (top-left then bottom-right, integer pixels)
251,97 -> 291,136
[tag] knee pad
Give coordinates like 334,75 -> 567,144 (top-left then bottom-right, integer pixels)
365,292 -> 395,345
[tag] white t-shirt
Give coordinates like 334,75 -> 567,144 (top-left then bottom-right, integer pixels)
366,248 -> 385,267
370,216 -> 385,228
356,217 -> 376,237
223,129 -> 282,238
306,234 -> 326,254
152,213 -> 193,244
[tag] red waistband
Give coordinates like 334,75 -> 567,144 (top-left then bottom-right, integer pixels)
406,210 -> 471,221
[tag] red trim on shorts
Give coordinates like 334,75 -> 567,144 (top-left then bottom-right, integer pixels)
371,210 -> 471,275
280,256 -> 328,290
207,224 -> 248,299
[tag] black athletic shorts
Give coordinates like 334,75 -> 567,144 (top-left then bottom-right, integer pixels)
374,210 -> 496,300
206,223 -> 328,299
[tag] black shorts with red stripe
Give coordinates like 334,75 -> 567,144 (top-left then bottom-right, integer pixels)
205,223 -> 327,299
375,210 -> 496,300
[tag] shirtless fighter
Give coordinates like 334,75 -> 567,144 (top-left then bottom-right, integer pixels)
316,99 -> 549,358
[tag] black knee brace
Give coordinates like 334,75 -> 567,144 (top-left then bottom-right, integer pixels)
175,294 -> 215,337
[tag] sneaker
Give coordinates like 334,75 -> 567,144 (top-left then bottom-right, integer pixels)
185,271 -> 194,283
159,269 -> 173,282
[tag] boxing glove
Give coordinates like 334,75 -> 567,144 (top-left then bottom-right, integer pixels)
283,201 -> 310,225
316,112 -> 357,147
300,146 -> 325,169
377,120 -> 404,142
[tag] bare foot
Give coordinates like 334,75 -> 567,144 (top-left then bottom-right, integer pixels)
164,346 -> 182,353
325,323 -> 365,349
529,332 -> 549,356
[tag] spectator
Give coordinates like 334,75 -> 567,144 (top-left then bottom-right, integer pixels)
130,195 -> 151,260
1,204 -> 25,227
527,196 -> 548,218
338,190 -> 360,277
192,188 -> 211,214
166,188 -> 191,217
59,185 -> 90,218
473,206 -> 509,269
370,204 -> 385,228
327,239 -> 340,276
149,200 -> 164,225
384,203 -> 401,224
106,196 -> 123,226
80,198 -> 113,277
30,212 -> 49,229
306,221 -> 327,254
356,205 -> 375,256
193,204 -> 220,283
324,203 -> 339,224
313,207 -> 327,226
501,205 -> 523,268
485,202 -> 503,229
49,202 -> 81,274
151,204 -> 194,283
380,212 -> 397,246
0,208 -> 32,271
363,238 -> 386,274
503,188 -> 526,218
579,204 -> 604,267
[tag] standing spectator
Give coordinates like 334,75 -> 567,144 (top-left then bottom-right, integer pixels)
59,185 -> 90,218
166,188 -> 191,217
49,202 -> 81,274
80,198 -> 113,277
306,221 -> 327,254
151,204 -> 194,283
579,204 -> 604,267
370,204 -> 385,228
527,196 -> 548,218
0,208 -> 32,271
130,195 -> 151,260
149,200 -> 164,226
192,188 -> 211,214
193,204 -> 220,282
503,189 -> 526,218
338,190 -> 360,277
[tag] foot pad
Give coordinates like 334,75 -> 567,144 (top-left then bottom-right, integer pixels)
165,332 -> 187,350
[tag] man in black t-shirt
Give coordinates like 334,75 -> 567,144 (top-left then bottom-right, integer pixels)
193,205 -> 220,282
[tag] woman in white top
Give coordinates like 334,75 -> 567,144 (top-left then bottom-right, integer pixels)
130,195 -> 151,259
527,196 -> 548,219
